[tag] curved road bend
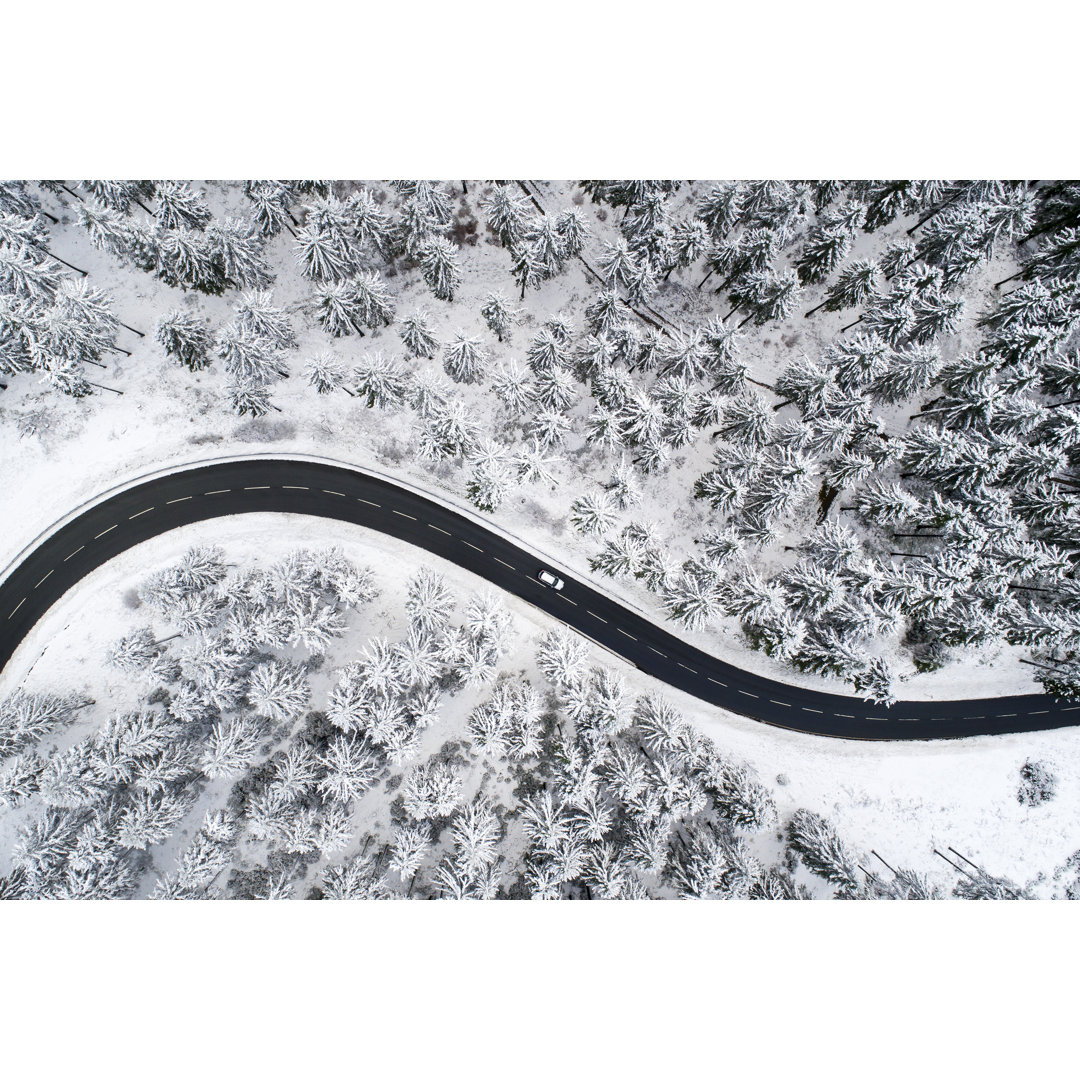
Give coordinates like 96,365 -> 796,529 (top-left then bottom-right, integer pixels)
0,459 -> 1074,741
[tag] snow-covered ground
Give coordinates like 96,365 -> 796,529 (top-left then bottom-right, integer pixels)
0,180 -> 1039,702
4,516 -> 1077,895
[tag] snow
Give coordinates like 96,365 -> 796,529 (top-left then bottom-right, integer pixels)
0,180 -> 1041,703
4,514 -> 1078,896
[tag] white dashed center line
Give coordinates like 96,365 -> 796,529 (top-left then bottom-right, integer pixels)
64,546 -> 84,561
463,541 -> 483,552
587,611 -> 608,623
494,558 -> 516,571
204,489 -> 230,495
94,525 -> 117,539
244,485 -> 270,491
323,490 -> 345,497
427,524 -> 451,535
739,690 -> 759,699
166,496 -> 192,505
770,699 -> 790,707
708,676 -> 726,687
650,647 -> 667,657
283,485 -> 309,491
8,598 -> 25,618
128,507 -> 153,519
35,570 -> 53,588
677,663 -> 697,673
357,498 -> 380,507
617,628 -> 636,640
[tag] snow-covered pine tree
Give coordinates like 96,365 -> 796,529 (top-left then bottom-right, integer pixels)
491,360 -> 535,416
402,760 -> 463,821
218,326 -> 287,385
480,187 -> 532,249
353,352 -> 409,408
555,208 -> 589,260
0,691 -> 90,760
696,182 -> 745,239
535,365 -> 576,411
207,219 -> 271,290
514,437 -> 559,486
787,808 -> 863,898
246,660 -> 311,722
467,458 -> 518,512
318,734 -> 381,803
480,291 -> 517,341
154,181 -> 212,232
795,225 -> 853,286
245,180 -> 292,237
405,568 -> 455,636
419,237 -> 461,301
350,270 -> 396,328
569,491 -> 617,536
398,309 -> 439,359
153,226 -> 226,294
305,351 -> 347,395
78,180 -> 154,214
606,456 -> 643,509
155,309 -> 213,371
442,334 -> 489,384
528,407 -> 571,448
226,379 -> 273,417
389,823 -> 431,884
294,210 -> 353,282
200,717 -> 263,779
731,268 -> 802,328
663,560 -> 726,629
346,186 -> 393,258
76,201 -> 133,258
106,627 -> 167,674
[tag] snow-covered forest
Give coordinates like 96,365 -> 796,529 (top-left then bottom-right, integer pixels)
4,178 -> 1080,899
3,533 -> 1061,900
3,179 -> 1079,711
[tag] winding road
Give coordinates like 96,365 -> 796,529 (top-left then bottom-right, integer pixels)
0,458 -> 1074,741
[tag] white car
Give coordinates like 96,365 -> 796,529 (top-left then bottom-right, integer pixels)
537,568 -> 565,591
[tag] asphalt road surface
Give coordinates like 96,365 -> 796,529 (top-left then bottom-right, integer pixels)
1,458 -> 1075,741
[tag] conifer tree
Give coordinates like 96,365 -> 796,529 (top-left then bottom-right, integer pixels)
480,292 -> 517,341
398,310 -> 439,359
346,186 -> 393,257
294,217 -> 353,282
787,809 -> 862,897
419,237 -> 461,301
154,181 -> 212,232
245,180 -> 292,237
511,245 -> 546,299
353,352 -> 409,408
491,360 -> 535,416
155,309 -> 213,371
795,225 -> 853,286
442,334 -> 489,384
207,219 -> 271,290
481,187 -> 532,248
569,491 -> 617,536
